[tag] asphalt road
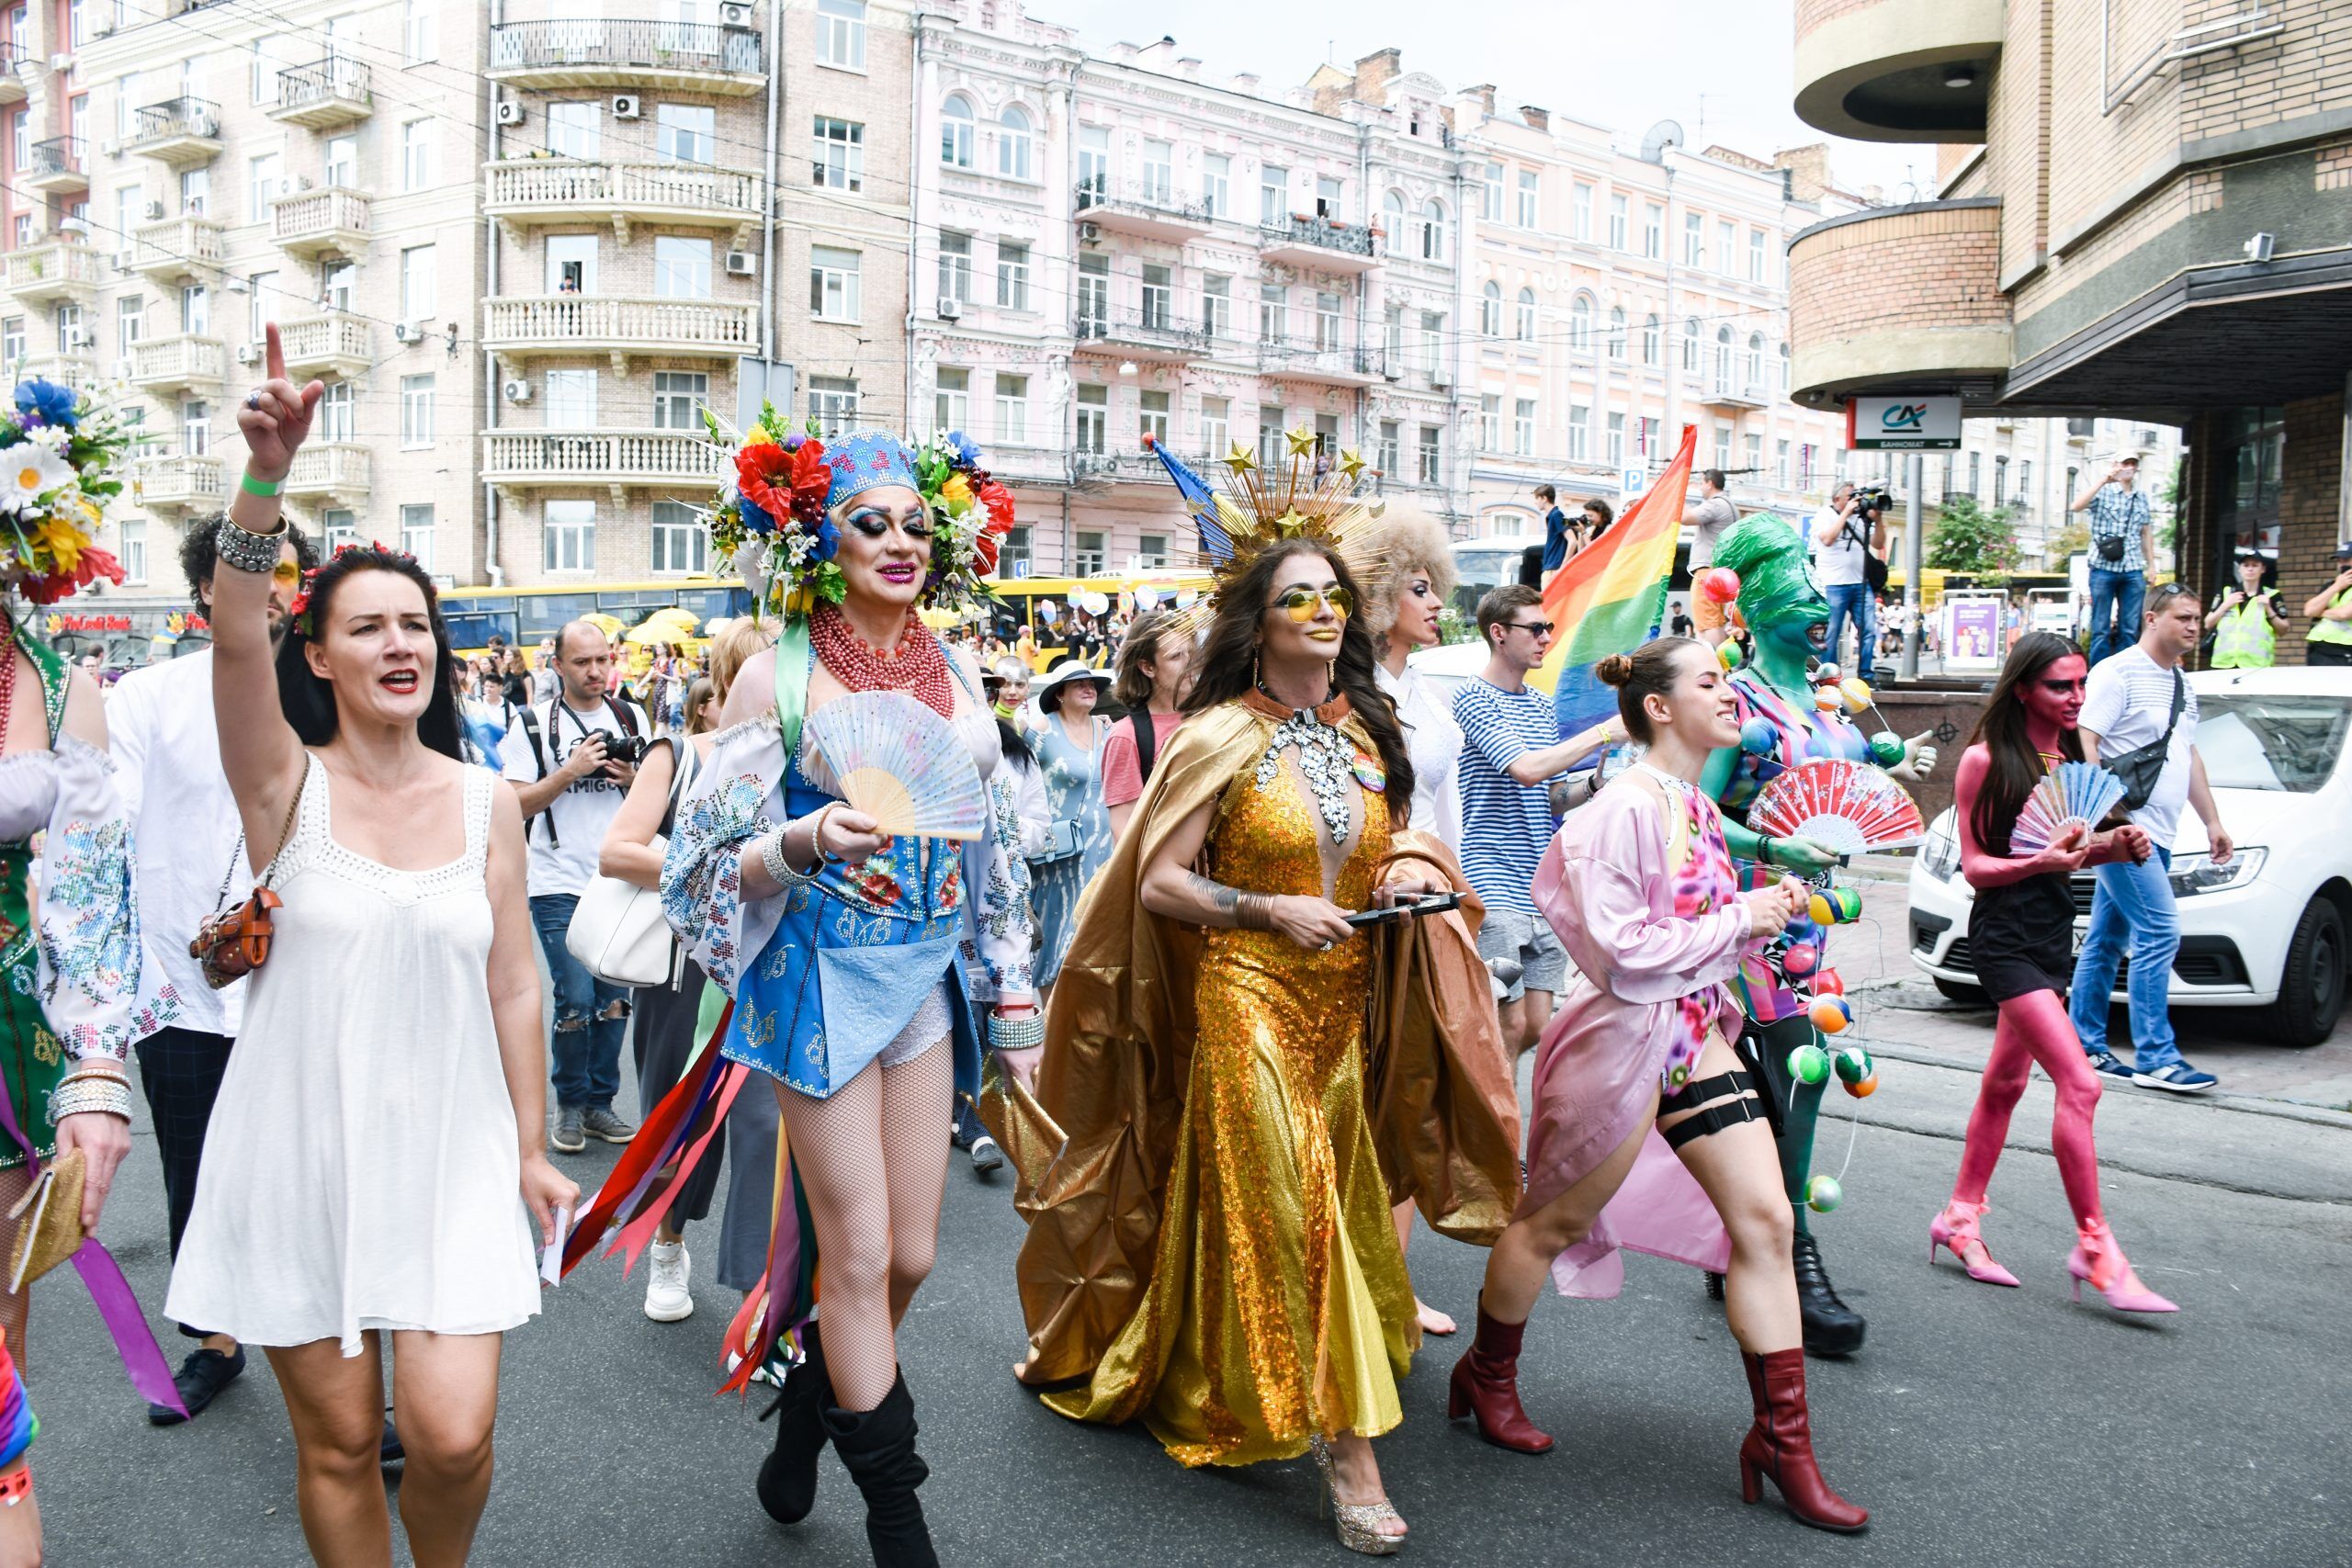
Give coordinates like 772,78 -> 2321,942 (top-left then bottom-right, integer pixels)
28,1049 -> 2352,1568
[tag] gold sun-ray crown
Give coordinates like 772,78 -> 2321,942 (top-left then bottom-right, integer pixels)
1159,427 -> 1392,639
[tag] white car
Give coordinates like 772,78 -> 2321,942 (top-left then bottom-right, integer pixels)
1907,665 -> 2352,1045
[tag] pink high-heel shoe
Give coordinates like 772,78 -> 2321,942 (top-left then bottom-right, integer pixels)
1928,1200 -> 2020,1287
2067,1220 -> 2178,1314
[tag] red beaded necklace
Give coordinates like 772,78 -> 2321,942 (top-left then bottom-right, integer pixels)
809,604 -> 956,717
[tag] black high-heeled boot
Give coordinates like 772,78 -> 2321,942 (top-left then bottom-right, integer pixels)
825,1372 -> 940,1568
755,1321 -> 830,1525
1792,1231 -> 1865,1357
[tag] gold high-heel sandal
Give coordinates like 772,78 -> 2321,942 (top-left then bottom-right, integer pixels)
1309,1436 -> 1406,1556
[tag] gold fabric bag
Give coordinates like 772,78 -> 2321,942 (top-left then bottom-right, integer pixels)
8,1147 -> 87,1292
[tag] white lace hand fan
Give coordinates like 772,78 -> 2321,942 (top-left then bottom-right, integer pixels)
805,691 -> 988,840
2008,761 -> 2125,856
1747,758 -> 1927,854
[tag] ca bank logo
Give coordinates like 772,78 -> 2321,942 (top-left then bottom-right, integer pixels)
1880,403 -> 1930,433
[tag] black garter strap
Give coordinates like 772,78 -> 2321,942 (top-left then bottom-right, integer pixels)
1658,1069 -> 1762,1149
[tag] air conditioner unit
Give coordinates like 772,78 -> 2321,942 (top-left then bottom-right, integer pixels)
111,357 -> 133,378
112,250 -> 134,272
63,327 -> 90,349
494,100 -> 526,127
718,1 -> 755,26
93,14 -> 114,35
48,53 -> 69,73
724,250 -> 756,276
1429,364 -> 1452,388
295,174 -> 315,191
1076,221 -> 1102,244
393,321 -> 418,343
234,343 -> 258,365
143,199 -> 166,220
503,378 -> 533,403
936,297 -> 963,320
612,94 -> 642,120
98,139 -> 119,158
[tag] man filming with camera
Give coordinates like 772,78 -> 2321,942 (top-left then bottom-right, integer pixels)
1812,480 -> 1886,682
501,619 -> 649,1154
2073,453 -> 2154,667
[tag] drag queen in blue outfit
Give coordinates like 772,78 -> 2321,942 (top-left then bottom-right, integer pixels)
663,428 -> 1035,1566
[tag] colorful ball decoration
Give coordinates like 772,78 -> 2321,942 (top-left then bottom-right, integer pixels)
1838,677 -> 1873,715
1814,685 -> 1843,712
1808,995 -> 1853,1033
1868,731 -> 1905,768
1697,567 -> 1742,604
1739,716 -> 1779,755
1832,1044 -> 1872,1084
1786,1043 -> 1830,1085
1814,661 -> 1842,682
1717,639 -> 1745,671
1806,891 -> 1838,926
1813,968 -> 1845,997
1804,1174 -> 1844,1213
1849,1071 -> 1880,1099
1782,942 -> 1820,978
1807,887 -> 1864,925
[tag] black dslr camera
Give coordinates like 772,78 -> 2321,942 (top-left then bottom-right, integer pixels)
1852,485 -> 1894,519
602,733 -> 653,767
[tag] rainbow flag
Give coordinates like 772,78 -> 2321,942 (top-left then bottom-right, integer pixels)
1534,423 -> 1696,742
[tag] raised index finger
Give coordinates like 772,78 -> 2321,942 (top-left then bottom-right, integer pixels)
265,320 -> 287,382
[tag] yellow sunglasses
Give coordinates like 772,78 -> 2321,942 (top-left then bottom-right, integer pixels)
1273,585 -> 1354,622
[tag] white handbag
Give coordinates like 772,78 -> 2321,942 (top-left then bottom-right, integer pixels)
564,837 -> 674,986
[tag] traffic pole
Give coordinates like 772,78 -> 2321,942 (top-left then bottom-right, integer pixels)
1901,451 -> 1923,681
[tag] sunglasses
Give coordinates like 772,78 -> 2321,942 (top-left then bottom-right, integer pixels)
271,561 -> 302,586
1272,585 -> 1354,621
1506,619 -> 1555,637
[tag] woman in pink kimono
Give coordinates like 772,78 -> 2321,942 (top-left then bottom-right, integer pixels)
1446,637 -> 1870,1535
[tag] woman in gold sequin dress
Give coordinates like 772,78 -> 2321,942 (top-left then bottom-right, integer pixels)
1006,537 -> 1433,1553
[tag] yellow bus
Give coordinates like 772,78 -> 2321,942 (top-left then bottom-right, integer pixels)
439,580 -> 755,661
980,570 -> 1214,669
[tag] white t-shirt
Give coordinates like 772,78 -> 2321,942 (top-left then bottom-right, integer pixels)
1812,504 -> 1870,588
498,694 -> 650,897
2080,646 -> 2199,848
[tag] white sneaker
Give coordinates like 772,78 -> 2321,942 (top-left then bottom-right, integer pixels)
643,1240 -> 694,1323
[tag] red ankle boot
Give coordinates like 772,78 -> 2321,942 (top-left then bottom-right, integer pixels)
1446,1297 -> 1554,1454
1737,1348 -> 1868,1532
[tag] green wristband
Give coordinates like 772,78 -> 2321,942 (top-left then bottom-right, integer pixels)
241,471 -> 284,498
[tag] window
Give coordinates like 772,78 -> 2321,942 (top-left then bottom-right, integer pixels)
1515,288 -> 1535,343
545,499 -> 596,573
652,370 -> 707,430
1776,439 -> 1792,489
1244,281 -> 1278,344
318,382 -> 355,442
816,0 -> 865,69
1513,398 -> 1535,457
1074,124 -> 1108,199
1417,425 -> 1440,485
1384,305 -> 1403,363
1994,454 -> 2008,503
1745,432 -> 1762,477
1607,411 -> 1625,468
1419,310 -> 1444,374
1202,274 -> 1230,337
544,368 -> 597,429
169,394 -> 205,455
1716,220 -> 1736,276
401,118 -> 433,191
1713,423 -> 1730,471
403,0 -> 435,63
400,244 -> 435,319
1643,201 -> 1663,258
1516,170 -> 1537,228
1778,342 -> 1790,391
1480,282 -> 1501,338
1137,389 -> 1168,447
1683,212 -> 1703,265
1202,152 -> 1228,219
940,96 -> 974,168
1608,193 -> 1628,251
1075,252 -> 1106,333
808,376 -> 858,435
657,104 -> 715,164
1570,183 -> 1591,241
116,294 -> 142,347
1965,450 -> 1981,497
808,246 -> 860,320
247,152 -> 279,220
933,367 -> 968,434
654,236 -> 712,299
323,135 -> 356,188
1568,404 -> 1589,461
1314,291 -> 1340,351
1714,326 -> 1733,392
1748,228 -> 1767,283
544,233 -> 596,295
1681,316 -> 1699,372
1641,313 -> 1660,367
1640,415 -> 1660,457
1316,176 -> 1342,219
548,101 -> 600,160
1384,189 -> 1407,248
2017,458 -> 2032,507
320,510 -> 359,555
650,500 -> 707,575
1201,395 -> 1228,455
1073,530 -> 1106,577
1567,295 -> 1592,353
1747,333 -> 1764,392
401,504 -> 435,570
1074,384 -> 1106,453
1258,407 -> 1283,467
995,240 -> 1029,310
250,36 -> 286,106
180,166 -> 209,217
1376,420 -> 1400,477
1607,307 -> 1626,360
813,117 -> 864,191
1138,139 -> 1171,203
1479,395 -> 1499,449
119,519 -> 146,584
1140,265 -> 1172,330
1000,525 -> 1033,574
937,231 -> 971,304
1261,164 -> 1287,226
54,303 -> 83,351
1481,163 -> 1503,220
997,107 -> 1032,180
993,374 -> 1029,444
173,283 -> 210,338
400,374 -> 433,447
1136,533 -> 1169,570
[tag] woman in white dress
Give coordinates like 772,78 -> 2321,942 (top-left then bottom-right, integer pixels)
169,324 -> 579,1567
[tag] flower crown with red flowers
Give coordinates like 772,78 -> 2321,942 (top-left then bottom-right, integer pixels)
288,540 -> 416,638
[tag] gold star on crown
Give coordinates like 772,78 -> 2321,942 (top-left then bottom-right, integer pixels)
1157,428 -> 1389,625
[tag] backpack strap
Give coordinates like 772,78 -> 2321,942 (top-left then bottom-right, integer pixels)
515,702 -> 558,847
1133,710 -> 1160,785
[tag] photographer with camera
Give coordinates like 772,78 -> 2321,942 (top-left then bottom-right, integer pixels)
2072,454 -> 2154,667
1811,481 -> 1886,682
500,620 -> 650,1154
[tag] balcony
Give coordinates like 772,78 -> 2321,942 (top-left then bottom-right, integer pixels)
1786,199 -> 2012,410
18,354 -> 99,390
129,97 -> 224,167
1260,338 -> 1388,389
482,295 -> 759,369
129,334 -> 228,399
27,137 -> 86,195
1793,0 -> 2002,143
269,186 -> 371,259
1071,309 -> 1208,366
483,159 -> 767,245
270,59 -> 373,129
134,453 -> 227,513
277,312 -> 374,382
0,45 -> 22,107
1258,215 -> 1380,276
4,241 -> 103,305
1074,179 -> 1214,242
1072,449 -> 1218,486
481,429 -> 723,505
130,214 -> 226,283
486,19 -> 766,96
1697,379 -> 1771,412
284,442 -> 371,508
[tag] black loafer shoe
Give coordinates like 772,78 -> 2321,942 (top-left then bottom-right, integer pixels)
150,1345 -> 246,1426
380,1416 -> 404,1466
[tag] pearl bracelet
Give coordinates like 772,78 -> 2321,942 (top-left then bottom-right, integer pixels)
988,1010 -> 1046,1052
51,1074 -> 132,1122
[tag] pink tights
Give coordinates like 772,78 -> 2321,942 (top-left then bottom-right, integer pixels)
1952,988 -> 2106,1228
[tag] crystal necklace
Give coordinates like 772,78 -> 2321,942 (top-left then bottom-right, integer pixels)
1253,683 -> 1353,844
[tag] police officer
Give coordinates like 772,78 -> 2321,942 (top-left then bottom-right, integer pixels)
2303,541 -> 2352,666
2205,548 -> 2289,669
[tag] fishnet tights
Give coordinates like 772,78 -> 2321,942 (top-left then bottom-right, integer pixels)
775,1037 -> 952,1412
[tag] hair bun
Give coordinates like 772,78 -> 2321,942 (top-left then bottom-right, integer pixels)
1596,653 -> 1636,688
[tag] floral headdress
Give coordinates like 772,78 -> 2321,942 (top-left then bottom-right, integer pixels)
1,378 -> 136,605
702,407 -> 1013,620
288,540 -> 418,638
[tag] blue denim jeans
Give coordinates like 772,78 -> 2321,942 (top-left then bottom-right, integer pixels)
2086,568 -> 2145,667
1823,581 -> 1878,682
2069,846 -> 2181,1072
529,892 -> 632,1111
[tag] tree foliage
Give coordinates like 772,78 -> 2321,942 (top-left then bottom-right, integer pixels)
2046,516 -> 2091,560
1927,494 -> 2023,576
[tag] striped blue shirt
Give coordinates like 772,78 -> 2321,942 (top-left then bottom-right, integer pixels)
1451,677 -> 1563,914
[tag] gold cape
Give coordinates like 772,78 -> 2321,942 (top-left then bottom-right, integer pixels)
982,701 -> 1522,1386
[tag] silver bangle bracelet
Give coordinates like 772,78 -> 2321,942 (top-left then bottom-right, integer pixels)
988,1010 -> 1045,1052
214,513 -> 288,575
51,1076 -> 133,1122
759,826 -> 820,889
